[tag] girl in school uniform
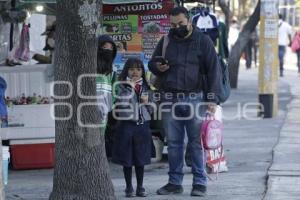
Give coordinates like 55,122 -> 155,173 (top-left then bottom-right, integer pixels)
112,58 -> 152,198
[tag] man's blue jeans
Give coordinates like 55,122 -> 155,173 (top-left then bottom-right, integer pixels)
161,93 -> 207,186
278,45 -> 286,73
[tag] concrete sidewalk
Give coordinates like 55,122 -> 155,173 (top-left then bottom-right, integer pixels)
111,66 -> 291,200
264,70 -> 300,200
4,65 -> 293,200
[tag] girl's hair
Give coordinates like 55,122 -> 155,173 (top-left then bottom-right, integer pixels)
119,58 -> 149,87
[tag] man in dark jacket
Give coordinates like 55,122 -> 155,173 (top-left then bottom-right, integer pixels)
148,7 -> 222,197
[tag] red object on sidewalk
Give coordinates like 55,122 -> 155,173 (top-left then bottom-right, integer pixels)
10,143 -> 55,170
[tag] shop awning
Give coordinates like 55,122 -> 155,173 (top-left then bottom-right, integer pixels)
19,0 -> 56,3
103,0 -> 158,3
17,0 -> 159,15
19,0 -> 158,4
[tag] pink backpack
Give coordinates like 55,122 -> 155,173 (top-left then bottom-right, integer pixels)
291,31 -> 300,53
200,115 -> 224,180
201,117 -> 223,150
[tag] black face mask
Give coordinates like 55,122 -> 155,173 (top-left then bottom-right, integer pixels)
170,25 -> 189,38
99,49 -> 114,60
97,49 -> 114,74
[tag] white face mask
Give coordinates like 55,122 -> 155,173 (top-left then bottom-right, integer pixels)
47,38 -> 55,48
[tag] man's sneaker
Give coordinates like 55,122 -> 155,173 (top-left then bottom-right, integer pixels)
191,184 -> 207,196
136,187 -> 147,197
125,187 -> 134,198
157,183 -> 183,195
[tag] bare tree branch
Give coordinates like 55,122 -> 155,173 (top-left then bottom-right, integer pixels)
218,0 -> 232,28
228,0 -> 260,88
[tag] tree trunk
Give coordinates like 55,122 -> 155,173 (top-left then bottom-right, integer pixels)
218,0 -> 232,32
228,0 -> 260,88
0,143 -> 5,200
49,1 -> 115,199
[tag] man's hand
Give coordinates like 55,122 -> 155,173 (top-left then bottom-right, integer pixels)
157,63 -> 170,72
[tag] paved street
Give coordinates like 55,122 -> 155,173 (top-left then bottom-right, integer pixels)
4,57 -> 299,199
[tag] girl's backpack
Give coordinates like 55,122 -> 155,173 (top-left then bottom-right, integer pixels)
201,116 -> 223,150
200,114 -> 224,180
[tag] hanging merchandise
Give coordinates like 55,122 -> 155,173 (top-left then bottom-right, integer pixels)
0,16 -> 10,65
0,76 -> 8,128
191,6 -> 219,44
6,24 -> 22,66
14,23 -> 30,62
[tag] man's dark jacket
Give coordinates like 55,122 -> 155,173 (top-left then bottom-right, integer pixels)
148,27 -> 223,103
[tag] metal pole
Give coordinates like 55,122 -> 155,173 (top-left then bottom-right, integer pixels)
258,0 -> 279,118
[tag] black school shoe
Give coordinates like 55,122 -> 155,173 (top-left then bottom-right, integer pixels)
191,184 -> 207,196
136,187 -> 147,197
125,187 -> 134,198
157,183 -> 183,195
